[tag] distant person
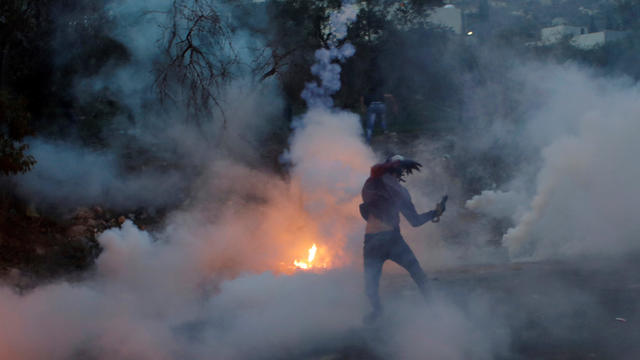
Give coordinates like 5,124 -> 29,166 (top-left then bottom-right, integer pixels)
360,86 -> 398,143
358,155 -> 447,323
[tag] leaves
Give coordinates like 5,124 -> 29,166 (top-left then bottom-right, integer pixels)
0,91 -> 36,175
0,136 -> 36,175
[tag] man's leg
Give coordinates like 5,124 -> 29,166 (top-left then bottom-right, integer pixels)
364,251 -> 384,315
363,235 -> 387,321
366,110 -> 377,143
378,105 -> 388,133
389,237 -> 429,300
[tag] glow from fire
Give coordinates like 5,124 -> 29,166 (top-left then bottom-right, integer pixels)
293,244 -> 318,270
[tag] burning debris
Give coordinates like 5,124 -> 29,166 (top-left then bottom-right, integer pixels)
293,243 -> 318,270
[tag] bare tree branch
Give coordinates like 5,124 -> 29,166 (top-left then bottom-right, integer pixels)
155,0 -> 239,127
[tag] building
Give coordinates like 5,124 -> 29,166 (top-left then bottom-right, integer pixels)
571,30 -> 629,49
540,25 -> 588,45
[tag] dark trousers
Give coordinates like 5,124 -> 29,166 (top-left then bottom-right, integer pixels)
364,230 -> 429,313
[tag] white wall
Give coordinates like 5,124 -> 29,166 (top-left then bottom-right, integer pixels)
571,30 -> 629,49
541,25 -> 587,45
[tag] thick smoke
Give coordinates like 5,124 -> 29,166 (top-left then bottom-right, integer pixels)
373,293 -> 511,360
466,64 -> 640,260
14,1 -> 640,359
301,44 -> 356,108
71,0 -> 169,114
12,79 -> 283,211
0,220 -> 511,359
466,190 -> 528,221
13,138 -> 185,210
13,0 -> 285,211
328,2 -> 359,42
1,2 -> 392,359
1,2 -> 518,359
0,220 -> 362,359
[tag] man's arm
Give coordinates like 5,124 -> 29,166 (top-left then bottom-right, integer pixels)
396,186 -> 438,227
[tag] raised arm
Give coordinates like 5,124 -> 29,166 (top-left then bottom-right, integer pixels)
395,185 -> 438,227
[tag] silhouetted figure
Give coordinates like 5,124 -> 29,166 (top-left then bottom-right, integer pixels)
359,155 -> 447,323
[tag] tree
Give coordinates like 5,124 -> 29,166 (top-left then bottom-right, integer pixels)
0,0 -> 51,175
156,0 -> 241,126
0,91 -> 36,175
615,0 -> 640,30
248,0 -> 443,113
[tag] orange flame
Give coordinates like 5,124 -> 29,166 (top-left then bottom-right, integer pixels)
293,243 -> 318,270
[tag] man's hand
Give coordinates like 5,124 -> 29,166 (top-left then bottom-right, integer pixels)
432,195 -> 448,223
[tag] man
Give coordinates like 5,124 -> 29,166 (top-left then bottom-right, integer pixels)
359,155 -> 446,323
360,85 -> 398,143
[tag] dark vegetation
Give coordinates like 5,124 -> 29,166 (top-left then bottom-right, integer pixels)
1,0 -> 639,280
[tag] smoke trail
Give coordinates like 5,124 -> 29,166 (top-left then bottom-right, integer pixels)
281,0 -> 374,264
300,43 -> 356,108
300,2 -> 358,108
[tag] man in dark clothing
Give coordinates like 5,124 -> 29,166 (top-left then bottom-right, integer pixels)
359,155 -> 446,323
360,86 -> 398,143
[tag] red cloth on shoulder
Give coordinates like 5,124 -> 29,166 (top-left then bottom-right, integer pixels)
370,162 -> 400,178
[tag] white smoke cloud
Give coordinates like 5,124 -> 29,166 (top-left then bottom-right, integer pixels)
301,44 -> 357,108
13,78 -> 284,211
0,219 -> 511,359
467,64 -> 640,260
377,294 -> 510,360
285,107 -> 375,264
328,3 -> 359,42
466,190 -> 528,221
301,1 -> 358,109
288,107 -> 373,198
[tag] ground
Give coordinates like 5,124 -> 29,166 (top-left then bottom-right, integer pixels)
278,257 -> 640,359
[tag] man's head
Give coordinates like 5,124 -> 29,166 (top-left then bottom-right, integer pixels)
386,154 -> 405,163
369,154 -> 422,182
